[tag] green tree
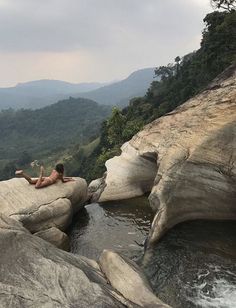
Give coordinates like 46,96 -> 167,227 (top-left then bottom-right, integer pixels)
175,56 -> 181,75
106,107 -> 126,146
154,64 -> 174,81
211,0 -> 236,11
122,119 -> 144,141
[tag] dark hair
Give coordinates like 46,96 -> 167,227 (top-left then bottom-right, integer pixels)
55,163 -> 64,174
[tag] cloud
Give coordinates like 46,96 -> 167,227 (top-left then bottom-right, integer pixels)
0,0 -> 213,85
0,0 -> 212,52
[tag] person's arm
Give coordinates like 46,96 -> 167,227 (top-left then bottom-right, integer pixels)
62,176 -> 75,183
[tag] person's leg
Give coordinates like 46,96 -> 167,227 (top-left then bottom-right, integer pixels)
15,170 -> 37,184
35,178 -> 53,189
35,166 -> 54,188
35,166 -> 45,188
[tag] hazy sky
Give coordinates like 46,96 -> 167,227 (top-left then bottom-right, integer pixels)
0,0 -> 213,87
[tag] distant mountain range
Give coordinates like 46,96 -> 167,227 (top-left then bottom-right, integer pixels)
0,80 -> 107,110
0,68 -> 155,110
77,67 -> 155,106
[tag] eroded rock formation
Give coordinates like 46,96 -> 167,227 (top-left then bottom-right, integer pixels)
89,66 -> 236,246
0,214 -> 168,308
0,177 -> 87,247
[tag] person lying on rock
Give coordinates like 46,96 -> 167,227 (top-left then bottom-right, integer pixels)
15,163 -> 74,188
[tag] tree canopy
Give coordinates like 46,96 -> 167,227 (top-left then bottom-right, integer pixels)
211,0 -> 236,11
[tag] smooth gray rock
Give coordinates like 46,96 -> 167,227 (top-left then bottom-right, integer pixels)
88,173 -> 107,202
0,214 -> 127,308
35,227 -> 70,251
0,177 -> 87,233
99,250 -> 170,308
89,148 -> 157,202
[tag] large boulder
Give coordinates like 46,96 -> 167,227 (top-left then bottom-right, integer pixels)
0,177 -> 87,234
89,149 -> 157,202
90,66 -> 236,246
99,250 -> 170,307
0,214 -> 166,308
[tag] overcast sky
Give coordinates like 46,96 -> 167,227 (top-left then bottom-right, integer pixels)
0,0 -> 213,87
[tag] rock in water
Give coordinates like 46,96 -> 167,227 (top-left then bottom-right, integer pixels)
88,173 -> 107,202
0,214 -> 166,308
99,250 -> 170,307
90,65 -> 236,245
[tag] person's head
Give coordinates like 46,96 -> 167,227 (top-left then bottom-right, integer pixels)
55,163 -> 64,174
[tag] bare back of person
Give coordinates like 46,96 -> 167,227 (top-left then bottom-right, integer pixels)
48,169 -> 61,183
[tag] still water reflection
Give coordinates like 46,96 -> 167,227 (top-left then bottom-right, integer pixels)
68,197 -> 153,260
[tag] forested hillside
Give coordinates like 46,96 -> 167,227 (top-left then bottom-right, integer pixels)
73,9 -> 236,181
0,97 -> 111,179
